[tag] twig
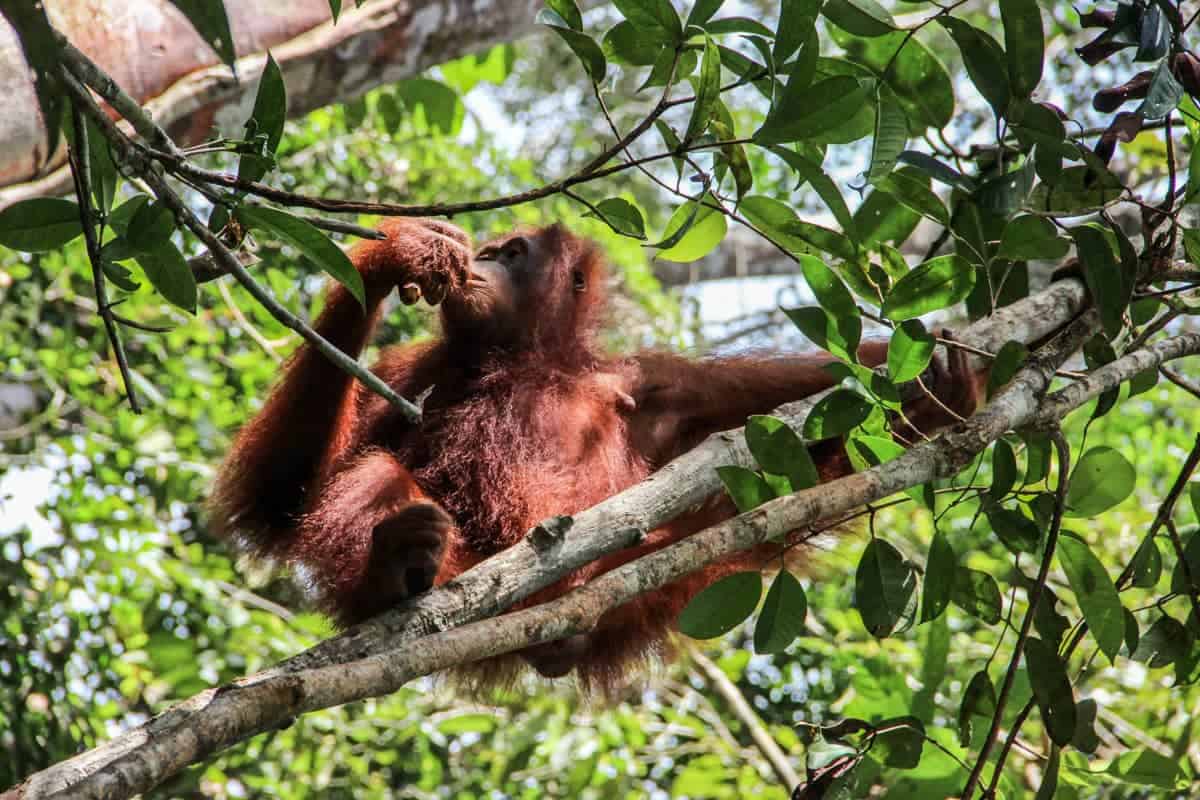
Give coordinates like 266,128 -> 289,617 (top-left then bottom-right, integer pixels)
690,648 -> 800,791
58,68 -> 421,422
66,103 -> 141,413
973,430 -> 1070,798
1162,365 -> 1200,398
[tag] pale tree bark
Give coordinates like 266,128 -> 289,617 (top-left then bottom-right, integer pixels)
13,278 -> 1188,800
0,0 -> 558,207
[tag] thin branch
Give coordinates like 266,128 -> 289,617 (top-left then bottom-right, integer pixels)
690,648 -> 800,791
971,429 -> 1070,799
66,103 -> 141,414
1162,365 -> 1200,399
58,68 -> 422,422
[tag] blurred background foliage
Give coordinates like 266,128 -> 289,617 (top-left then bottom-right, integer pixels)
3,0 -> 1200,797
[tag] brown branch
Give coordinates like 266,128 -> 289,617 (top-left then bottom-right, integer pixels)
5,280 -> 1096,800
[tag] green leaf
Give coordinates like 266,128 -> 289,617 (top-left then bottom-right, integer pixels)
583,198 -> 646,239
773,0 -> 819,63
997,215 -> 1070,261
328,0 -> 342,22
717,466 -> 774,513
881,254 -> 975,321
887,319 -> 933,383
134,241 -> 197,313
800,256 -> 857,320
1106,749 -> 1182,788
67,109 -> 118,214
710,116 -> 753,202
678,571 -> 762,639
872,717 -> 924,768
920,527 -> 957,623
601,20 -> 667,66
1065,446 -> 1135,518
957,669 -> 997,746
685,36 -> 721,141
236,53 -> 287,186
754,570 -> 808,653
1058,533 -> 1124,663
1021,431 -> 1050,485
867,85 -> 907,182
991,440 -> 1018,500
398,78 -> 465,136
1072,699 -> 1100,754
984,505 -> 1041,555
611,0 -> 682,42
126,200 -> 176,253
1024,636 -> 1076,746
1071,223 -> 1130,337
755,76 -> 870,144
545,0 -> 583,30
1132,616 -> 1192,667
803,389 -> 873,440
951,567 -> 1002,624
785,306 -> 861,364
823,0 -> 894,37
539,13 -> 607,82
745,415 -> 819,491
855,538 -> 917,637
654,198 -> 727,262
831,28 -> 952,130
1129,535 -> 1163,589
686,0 -> 724,28
896,151 -> 976,192
1137,57 -> 1184,120
1000,0 -> 1043,98
937,18 -> 1010,117
988,340 -> 1028,397
236,205 -> 365,307
878,172 -> 949,225
0,198 -> 83,252
166,0 -> 237,67
1170,527 -> 1200,596
779,154 -> 857,239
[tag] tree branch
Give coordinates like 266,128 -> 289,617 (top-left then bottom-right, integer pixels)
4,279 -> 1101,800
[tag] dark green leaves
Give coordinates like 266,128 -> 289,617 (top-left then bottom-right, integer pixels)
823,0 -> 894,37
803,389 -> 873,440
611,0 -> 682,43
582,198 -> 646,239
938,18 -> 1009,117
398,79 -> 465,136
855,539 -> 917,637
958,670 -> 997,746
985,505 -> 1041,555
134,242 -> 197,313
545,0 -> 583,30
1138,58 -> 1184,120
685,37 -> 721,141
236,206 -> 365,306
745,415 -> 819,492
755,76 -> 870,144
167,0 -> 237,68
1071,223 -> 1131,337
881,255 -> 975,320
717,466 -> 774,513
785,306 -> 861,363
1025,636 -> 1076,746
0,198 -> 83,252
237,54 -> 287,186
538,10 -> 606,82
678,571 -> 761,639
1000,0 -> 1044,99
1058,533 -> 1123,663
951,568 -> 1002,624
920,528 -> 957,623
754,570 -> 808,653
887,320 -> 933,383
997,215 -> 1070,261
1065,446 -> 1135,518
